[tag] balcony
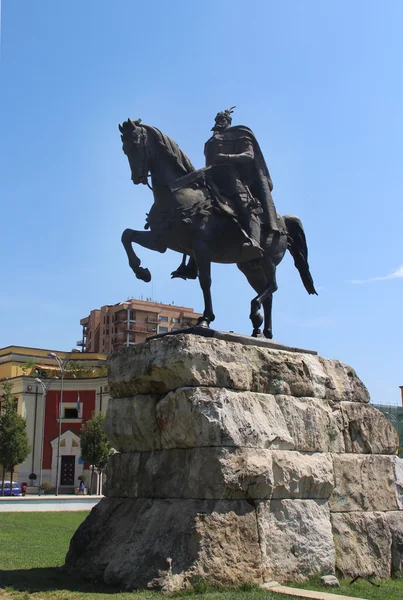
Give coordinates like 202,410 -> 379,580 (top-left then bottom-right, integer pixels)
125,325 -> 154,334
115,324 -> 158,335
113,314 -> 127,324
146,316 -> 159,324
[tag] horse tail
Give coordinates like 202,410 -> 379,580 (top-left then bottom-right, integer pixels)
283,215 -> 318,295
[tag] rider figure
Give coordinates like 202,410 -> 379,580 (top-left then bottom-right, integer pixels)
172,107 -> 281,278
205,107 -> 267,259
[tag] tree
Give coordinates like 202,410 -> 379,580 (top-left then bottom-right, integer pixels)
66,360 -> 93,379
80,412 -> 113,494
22,358 -> 37,376
0,382 -> 31,496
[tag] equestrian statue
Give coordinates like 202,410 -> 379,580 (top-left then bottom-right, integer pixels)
119,108 -> 317,339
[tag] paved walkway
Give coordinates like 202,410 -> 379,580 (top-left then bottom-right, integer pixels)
0,494 -> 102,512
261,582 -> 367,600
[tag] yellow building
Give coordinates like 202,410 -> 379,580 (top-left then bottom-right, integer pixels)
0,346 -> 107,381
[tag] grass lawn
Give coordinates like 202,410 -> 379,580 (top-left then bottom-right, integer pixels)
0,512 -> 402,600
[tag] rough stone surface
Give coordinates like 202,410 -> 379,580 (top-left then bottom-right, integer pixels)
270,451 -> 334,499
330,454 -> 399,512
385,511 -> 403,575
157,387 -> 294,450
257,499 -> 335,583
67,335 -> 401,589
275,396 -> 345,453
108,335 -> 370,402
104,388 -> 295,452
320,575 -> 340,587
331,512 -> 392,578
66,497 -> 262,590
394,456 -> 403,509
104,395 -> 162,452
339,402 -> 399,454
105,449 -> 335,500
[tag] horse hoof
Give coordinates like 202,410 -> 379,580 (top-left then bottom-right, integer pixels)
196,317 -> 211,329
251,328 -> 261,338
136,267 -> 151,282
263,329 -> 273,339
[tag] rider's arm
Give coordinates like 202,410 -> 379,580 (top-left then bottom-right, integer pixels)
215,141 -> 254,164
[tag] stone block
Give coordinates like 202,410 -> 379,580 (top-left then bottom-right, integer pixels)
385,511 -> 403,575
394,456 -> 403,509
257,499 -> 335,582
331,512 -> 391,578
104,395 -> 162,452
108,335 -> 369,403
157,387 -> 294,450
305,355 -> 370,405
105,449 -> 334,500
66,497 -> 262,590
270,451 -> 334,499
275,395 -> 345,452
330,454 -> 399,512
340,402 -> 399,454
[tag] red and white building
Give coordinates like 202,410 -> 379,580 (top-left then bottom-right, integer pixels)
0,346 -> 109,491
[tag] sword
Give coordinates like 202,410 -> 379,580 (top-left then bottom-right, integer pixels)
169,166 -> 213,193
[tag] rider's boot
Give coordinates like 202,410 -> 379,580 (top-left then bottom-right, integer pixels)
240,211 -> 264,261
171,255 -> 198,280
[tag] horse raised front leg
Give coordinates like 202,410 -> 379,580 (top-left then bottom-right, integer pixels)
121,229 -> 167,282
192,241 -> 215,328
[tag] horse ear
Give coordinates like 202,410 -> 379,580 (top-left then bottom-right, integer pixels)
118,124 -> 124,133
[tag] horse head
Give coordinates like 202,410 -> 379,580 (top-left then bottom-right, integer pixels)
119,119 -> 195,188
119,119 -> 149,185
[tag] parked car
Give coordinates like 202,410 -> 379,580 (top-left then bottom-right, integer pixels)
0,481 -> 21,496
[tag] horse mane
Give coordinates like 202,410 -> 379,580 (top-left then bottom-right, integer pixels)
143,125 -> 195,175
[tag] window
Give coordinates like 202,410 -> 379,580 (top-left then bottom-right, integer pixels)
159,326 -> 168,333
159,315 -> 168,322
129,310 -> 135,320
64,408 -> 79,419
172,317 -> 180,323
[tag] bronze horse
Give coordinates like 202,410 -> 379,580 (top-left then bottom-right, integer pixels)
119,119 -> 317,338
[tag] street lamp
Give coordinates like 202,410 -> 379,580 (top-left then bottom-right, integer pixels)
35,377 -> 58,495
48,348 -> 81,495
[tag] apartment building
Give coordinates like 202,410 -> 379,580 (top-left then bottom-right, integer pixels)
79,299 -> 203,353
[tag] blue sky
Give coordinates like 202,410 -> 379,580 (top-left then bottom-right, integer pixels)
1,1 -> 402,404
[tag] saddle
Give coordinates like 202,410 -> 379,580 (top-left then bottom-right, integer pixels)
169,167 -> 251,233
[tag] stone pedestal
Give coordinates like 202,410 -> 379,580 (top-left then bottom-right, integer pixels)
65,333 -> 403,590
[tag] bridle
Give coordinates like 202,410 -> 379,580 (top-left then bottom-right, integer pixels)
132,126 -> 151,188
